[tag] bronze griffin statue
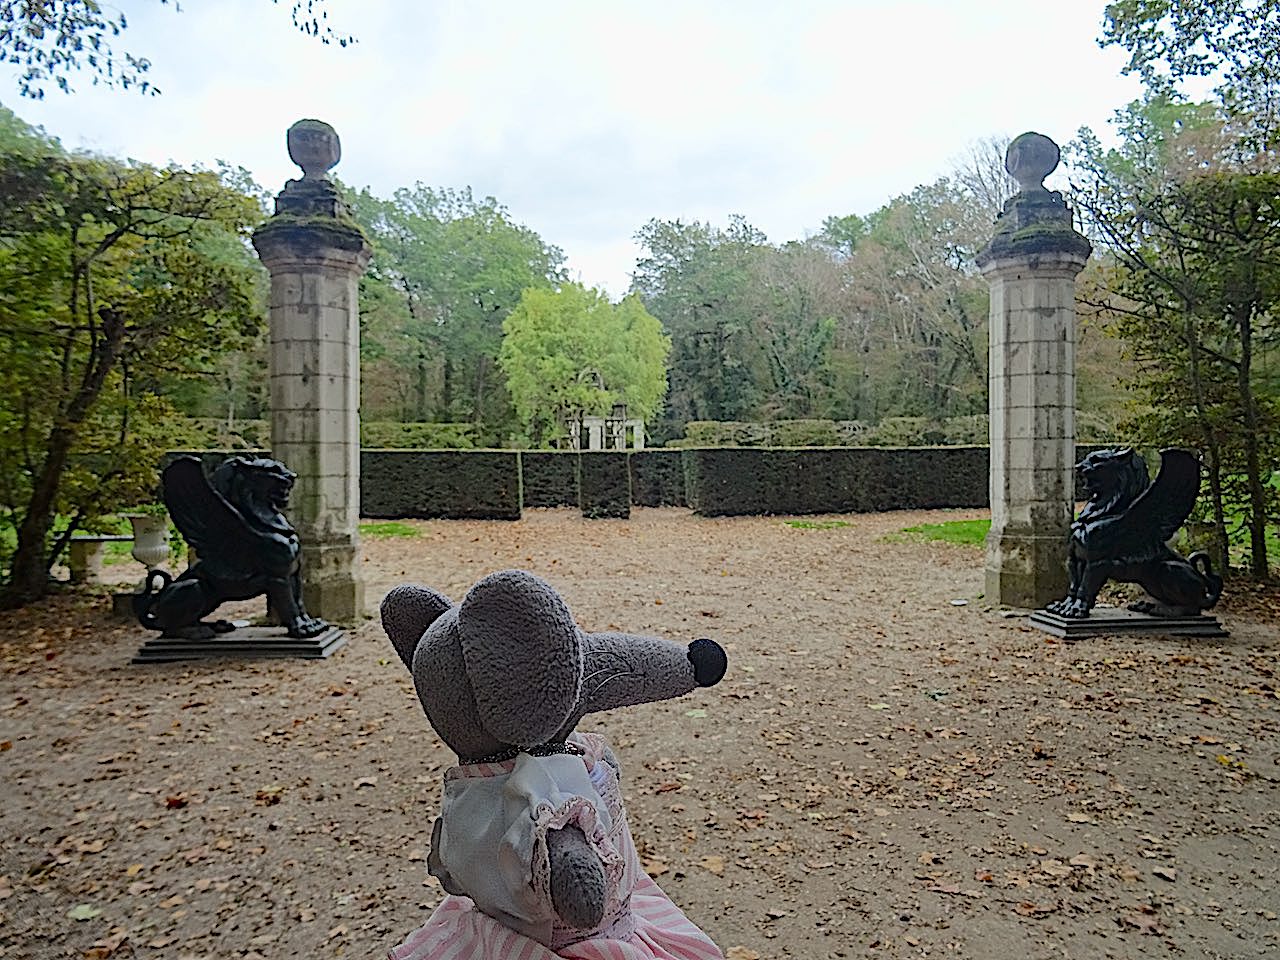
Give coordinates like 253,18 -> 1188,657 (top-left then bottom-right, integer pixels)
1046,447 -> 1223,619
133,456 -> 330,639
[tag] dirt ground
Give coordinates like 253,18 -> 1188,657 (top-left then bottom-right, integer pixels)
2,506 -> 1278,960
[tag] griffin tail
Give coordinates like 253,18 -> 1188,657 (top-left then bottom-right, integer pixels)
132,569 -> 174,630
1187,552 -> 1224,611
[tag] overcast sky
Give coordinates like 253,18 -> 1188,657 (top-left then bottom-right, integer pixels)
5,0 -> 1143,295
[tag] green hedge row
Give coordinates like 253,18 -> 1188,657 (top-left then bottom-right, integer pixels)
521,452 -> 579,508
674,415 -> 1119,448
630,450 -> 687,507
681,446 -> 989,516
361,451 -> 521,519
167,446 -> 1116,520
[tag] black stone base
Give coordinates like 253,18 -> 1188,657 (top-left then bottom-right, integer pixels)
131,625 -> 346,664
1028,606 -> 1229,640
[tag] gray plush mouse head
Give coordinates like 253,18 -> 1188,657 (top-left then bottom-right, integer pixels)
380,569 -> 728,762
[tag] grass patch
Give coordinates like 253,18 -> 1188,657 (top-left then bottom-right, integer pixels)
359,521 -> 420,539
784,519 -> 852,530
897,518 -> 991,546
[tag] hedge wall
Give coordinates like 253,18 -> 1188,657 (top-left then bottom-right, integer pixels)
682,446 -> 990,517
520,452 -> 579,508
578,453 -> 630,519
630,450 -> 687,507
361,451 -> 521,519
169,444 -> 1122,520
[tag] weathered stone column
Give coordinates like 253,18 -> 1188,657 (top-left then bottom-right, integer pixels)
976,133 -> 1091,608
252,120 -> 371,624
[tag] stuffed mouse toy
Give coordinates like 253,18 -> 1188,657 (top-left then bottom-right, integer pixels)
380,569 -> 728,960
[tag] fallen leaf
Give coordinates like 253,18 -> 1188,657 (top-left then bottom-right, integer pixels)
1122,908 -> 1164,934
698,855 -> 725,876
1015,901 -> 1057,917
641,856 -> 669,877
1040,859 -> 1072,879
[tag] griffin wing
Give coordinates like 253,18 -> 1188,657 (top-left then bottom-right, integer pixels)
161,457 -> 257,564
1092,448 -> 1200,560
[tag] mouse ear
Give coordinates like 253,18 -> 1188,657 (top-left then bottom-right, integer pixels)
457,570 -> 583,748
381,584 -> 452,668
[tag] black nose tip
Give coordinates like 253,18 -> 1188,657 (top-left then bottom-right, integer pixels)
688,638 -> 727,687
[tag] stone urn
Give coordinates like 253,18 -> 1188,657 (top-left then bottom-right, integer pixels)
123,512 -> 170,573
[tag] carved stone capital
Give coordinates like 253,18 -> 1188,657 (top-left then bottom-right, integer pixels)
977,131 -> 1091,272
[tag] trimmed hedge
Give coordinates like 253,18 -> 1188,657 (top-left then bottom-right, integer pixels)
168,444 -> 1117,520
520,452 -> 579,508
683,446 -> 990,517
360,421 -> 477,449
361,450 -> 521,519
578,453 -> 630,519
630,450 -> 687,507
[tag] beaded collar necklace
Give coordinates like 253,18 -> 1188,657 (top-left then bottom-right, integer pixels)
465,740 -> 584,766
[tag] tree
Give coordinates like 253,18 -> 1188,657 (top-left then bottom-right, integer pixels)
0,133 -> 263,606
498,283 -> 670,447
837,179 -> 990,421
347,185 -> 565,443
1,0 -> 351,98
1070,99 -> 1280,575
1102,0 -> 1280,151
631,217 -> 766,437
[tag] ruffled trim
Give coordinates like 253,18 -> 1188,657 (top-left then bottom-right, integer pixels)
529,791 -> 626,916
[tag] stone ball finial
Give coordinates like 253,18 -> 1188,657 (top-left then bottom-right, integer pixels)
1005,132 -> 1060,194
286,119 -> 341,181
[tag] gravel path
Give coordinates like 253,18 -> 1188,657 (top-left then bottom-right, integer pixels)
2,507 -> 1277,959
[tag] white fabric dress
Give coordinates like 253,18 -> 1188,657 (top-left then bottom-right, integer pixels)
388,732 -> 722,960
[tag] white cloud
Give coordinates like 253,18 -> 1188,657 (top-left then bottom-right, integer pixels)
5,0 -> 1142,295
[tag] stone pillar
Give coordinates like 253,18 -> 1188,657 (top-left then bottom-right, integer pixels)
252,120 -> 371,624
975,132 -> 1091,609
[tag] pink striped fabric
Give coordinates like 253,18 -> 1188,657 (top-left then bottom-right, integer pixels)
388,879 -> 722,960
388,735 -> 723,960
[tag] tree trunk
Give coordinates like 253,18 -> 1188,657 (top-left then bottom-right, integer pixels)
1234,303 -> 1269,576
1,307 -> 125,607
1,427 -> 75,607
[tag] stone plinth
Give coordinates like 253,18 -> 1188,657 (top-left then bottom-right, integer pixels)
977,132 -> 1091,609
251,120 -> 371,624
132,625 -> 348,664
1028,607 -> 1228,640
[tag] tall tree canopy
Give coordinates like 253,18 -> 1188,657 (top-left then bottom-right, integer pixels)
499,283 -> 669,448
1071,96 -> 1279,575
348,185 -> 566,444
1,0 -> 351,98
630,171 -> 1000,439
0,121 -> 264,606
1102,0 -> 1280,150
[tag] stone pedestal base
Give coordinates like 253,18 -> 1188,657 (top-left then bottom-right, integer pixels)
985,529 -> 1068,609
302,576 -> 364,625
131,625 -> 347,664
299,540 -> 364,624
1028,607 -> 1229,640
